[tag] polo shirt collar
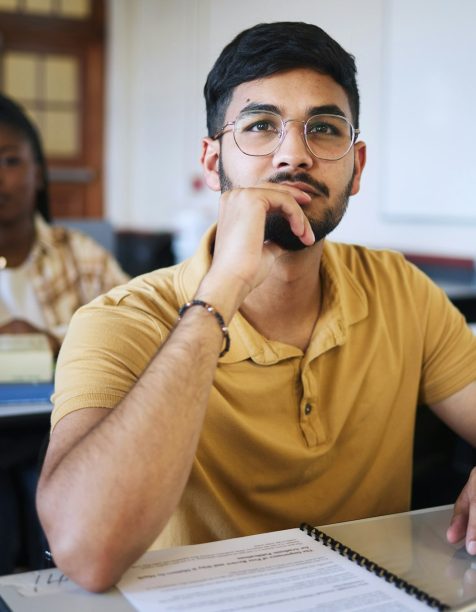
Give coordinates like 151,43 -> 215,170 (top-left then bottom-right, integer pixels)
305,241 -> 368,362
176,225 -> 368,365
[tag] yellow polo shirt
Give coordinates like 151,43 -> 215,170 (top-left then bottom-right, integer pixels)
52,227 -> 476,549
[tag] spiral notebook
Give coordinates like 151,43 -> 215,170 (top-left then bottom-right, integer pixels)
115,523 -> 455,611
299,523 -> 449,611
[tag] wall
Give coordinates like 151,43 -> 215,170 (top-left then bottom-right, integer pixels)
105,0 -> 476,258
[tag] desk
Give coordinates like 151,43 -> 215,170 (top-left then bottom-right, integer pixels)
323,505 -> 475,609
0,505 -> 474,611
0,382 -> 53,422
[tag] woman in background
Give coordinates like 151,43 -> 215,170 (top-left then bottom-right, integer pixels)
0,93 -> 129,574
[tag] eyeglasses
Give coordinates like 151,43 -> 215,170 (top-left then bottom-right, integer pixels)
213,110 -> 360,161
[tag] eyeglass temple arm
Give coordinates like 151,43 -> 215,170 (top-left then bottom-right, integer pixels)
213,122 -> 234,140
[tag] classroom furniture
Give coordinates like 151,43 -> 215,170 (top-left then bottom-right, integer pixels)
0,383 -> 53,424
115,230 -> 174,277
322,504 -> 474,609
54,219 -> 117,254
55,219 -> 176,277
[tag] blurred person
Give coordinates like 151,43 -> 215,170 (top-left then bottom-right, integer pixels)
0,93 -> 129,574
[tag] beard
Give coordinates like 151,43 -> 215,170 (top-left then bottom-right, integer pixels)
218,159 -> 354,251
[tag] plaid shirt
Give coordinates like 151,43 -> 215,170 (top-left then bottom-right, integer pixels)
28,215 -> 129,341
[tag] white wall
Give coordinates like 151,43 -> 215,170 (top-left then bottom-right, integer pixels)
105,0 -> 476,259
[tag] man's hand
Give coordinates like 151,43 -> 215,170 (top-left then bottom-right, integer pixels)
199,182 -> 315,318
447,467 -> 476,554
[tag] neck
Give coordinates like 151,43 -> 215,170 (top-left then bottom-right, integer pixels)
0,216 -> 36,268
240,241 -> 325,351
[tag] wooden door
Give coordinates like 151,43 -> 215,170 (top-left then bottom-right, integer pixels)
0,0 -> 105,218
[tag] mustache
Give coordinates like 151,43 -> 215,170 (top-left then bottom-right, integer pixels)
268,171 -> 330,198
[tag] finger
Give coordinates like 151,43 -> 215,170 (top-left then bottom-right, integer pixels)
258,182 -> 314,211
269,184 -> 314,207
217,185 -> 315,253
463,468 -> 476,554
274,201 -> 315,247
447,469 -> 476,554
465,487 -> 476,555
447,511 -> 468,545
255,189 -> 315,246
447,487 -> 470,545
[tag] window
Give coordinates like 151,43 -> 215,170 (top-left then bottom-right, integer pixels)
0,0 -> 105,217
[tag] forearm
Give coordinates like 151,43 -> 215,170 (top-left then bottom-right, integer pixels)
38,301 -> 229,591
38,183 -> 315,591
431,381 -> 476,446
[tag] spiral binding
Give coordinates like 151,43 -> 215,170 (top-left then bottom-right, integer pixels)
299,523 -> 450,611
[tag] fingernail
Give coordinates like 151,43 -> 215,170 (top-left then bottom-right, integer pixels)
467,540 -> 476,555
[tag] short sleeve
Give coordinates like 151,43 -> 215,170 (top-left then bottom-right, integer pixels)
413,265 -> 476,404
51,281 -> 176,430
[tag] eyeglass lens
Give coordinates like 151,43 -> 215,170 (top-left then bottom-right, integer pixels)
233,111 -> 355,160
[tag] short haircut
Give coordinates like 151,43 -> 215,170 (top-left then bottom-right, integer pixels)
0,93 -> 51,222
204,21 -> 360,138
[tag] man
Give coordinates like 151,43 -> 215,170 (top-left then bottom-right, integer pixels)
37,22 -> 476,592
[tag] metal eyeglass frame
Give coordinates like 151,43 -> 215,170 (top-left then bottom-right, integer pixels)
213,111 -> 360,161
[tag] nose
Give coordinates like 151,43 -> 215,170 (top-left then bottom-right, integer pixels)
272,120 -> 314,170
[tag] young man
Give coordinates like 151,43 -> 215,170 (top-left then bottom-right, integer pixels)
37,22 -> 476,592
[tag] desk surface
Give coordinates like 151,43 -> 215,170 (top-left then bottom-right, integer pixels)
0,505 -> 474,611
0,382 -> 53,420
322,505 -> 474,609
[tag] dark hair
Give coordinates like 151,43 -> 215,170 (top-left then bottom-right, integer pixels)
204,21 -> 360,138
0,93 -> 51,222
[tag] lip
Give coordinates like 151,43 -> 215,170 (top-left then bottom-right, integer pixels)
279,181 -> 320,197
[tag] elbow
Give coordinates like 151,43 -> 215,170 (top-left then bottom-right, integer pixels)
37,497 -> 127,593
51,542 -> 123,593
41,525 -> 128,593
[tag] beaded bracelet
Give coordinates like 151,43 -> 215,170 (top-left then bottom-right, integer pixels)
177,299 -> 230,357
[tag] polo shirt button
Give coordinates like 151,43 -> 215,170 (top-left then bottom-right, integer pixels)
304,403 -> 312,415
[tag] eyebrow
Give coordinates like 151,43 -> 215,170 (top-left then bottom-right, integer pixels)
307,104 -> 347,118
239,102 -> 348,119
240,103 -> 281,115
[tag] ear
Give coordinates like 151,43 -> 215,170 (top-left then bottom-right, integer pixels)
200,137 -> 221,192
349,141 -> 366,196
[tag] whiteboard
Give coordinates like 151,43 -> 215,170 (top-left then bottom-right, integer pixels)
381,0 -> 476,223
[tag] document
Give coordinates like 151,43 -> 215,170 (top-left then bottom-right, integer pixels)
0,568 -> 74,597
0,333 -> 53,382
117,528 -> 431,611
